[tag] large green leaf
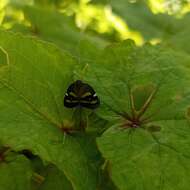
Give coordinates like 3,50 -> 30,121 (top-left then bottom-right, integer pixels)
97,120 -> 190,190
0,154 -> 33,190
84,40 -> 190,122
81,41 -> 190,189
0,30 -> 98,190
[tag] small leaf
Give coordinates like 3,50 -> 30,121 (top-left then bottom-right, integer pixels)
0,154 -> 33,190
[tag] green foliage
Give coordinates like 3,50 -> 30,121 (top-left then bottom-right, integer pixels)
37,165 -> 73,190
83,41 -> 190,189
0,31 -> 99,190
0,153 -> 33,190
22,6 -> 107,59
0,0 -> 190,190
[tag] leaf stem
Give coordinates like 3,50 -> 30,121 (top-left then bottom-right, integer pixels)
136,88 -> 157,120
103,101 -> 131,120
129,87 -> 137,119
32,172 -> 45,184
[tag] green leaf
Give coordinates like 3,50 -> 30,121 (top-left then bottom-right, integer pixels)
97,120 -> 190,190
0,46 -> 9,66
84,40 -> 190,122
0,30 -> 98,190
0,154 -> 33,190
38,165 -> 73,190
81,40 -> 190,189
166,21 -> 190,54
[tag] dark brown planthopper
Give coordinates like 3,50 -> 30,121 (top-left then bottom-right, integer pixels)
64,80 -> 100,109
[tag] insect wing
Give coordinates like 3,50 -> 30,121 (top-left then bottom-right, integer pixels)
64,94 -> 79,108
64,81 -> 80,108
64,80 -> 100,109
80,95 -> 100,109
79,83 -> 100,109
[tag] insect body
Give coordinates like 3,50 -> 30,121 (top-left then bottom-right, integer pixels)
64,80 -> 100,109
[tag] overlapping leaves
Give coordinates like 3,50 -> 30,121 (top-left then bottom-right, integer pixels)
83,40 -> 190,189
0,28 -> 190,190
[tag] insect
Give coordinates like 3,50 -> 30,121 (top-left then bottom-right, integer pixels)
64,80 -> 100,109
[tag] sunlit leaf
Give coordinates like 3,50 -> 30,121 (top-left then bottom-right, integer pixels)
22,6 -> 107,60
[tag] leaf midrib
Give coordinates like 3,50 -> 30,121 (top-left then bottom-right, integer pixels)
0,80 -> 61,128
